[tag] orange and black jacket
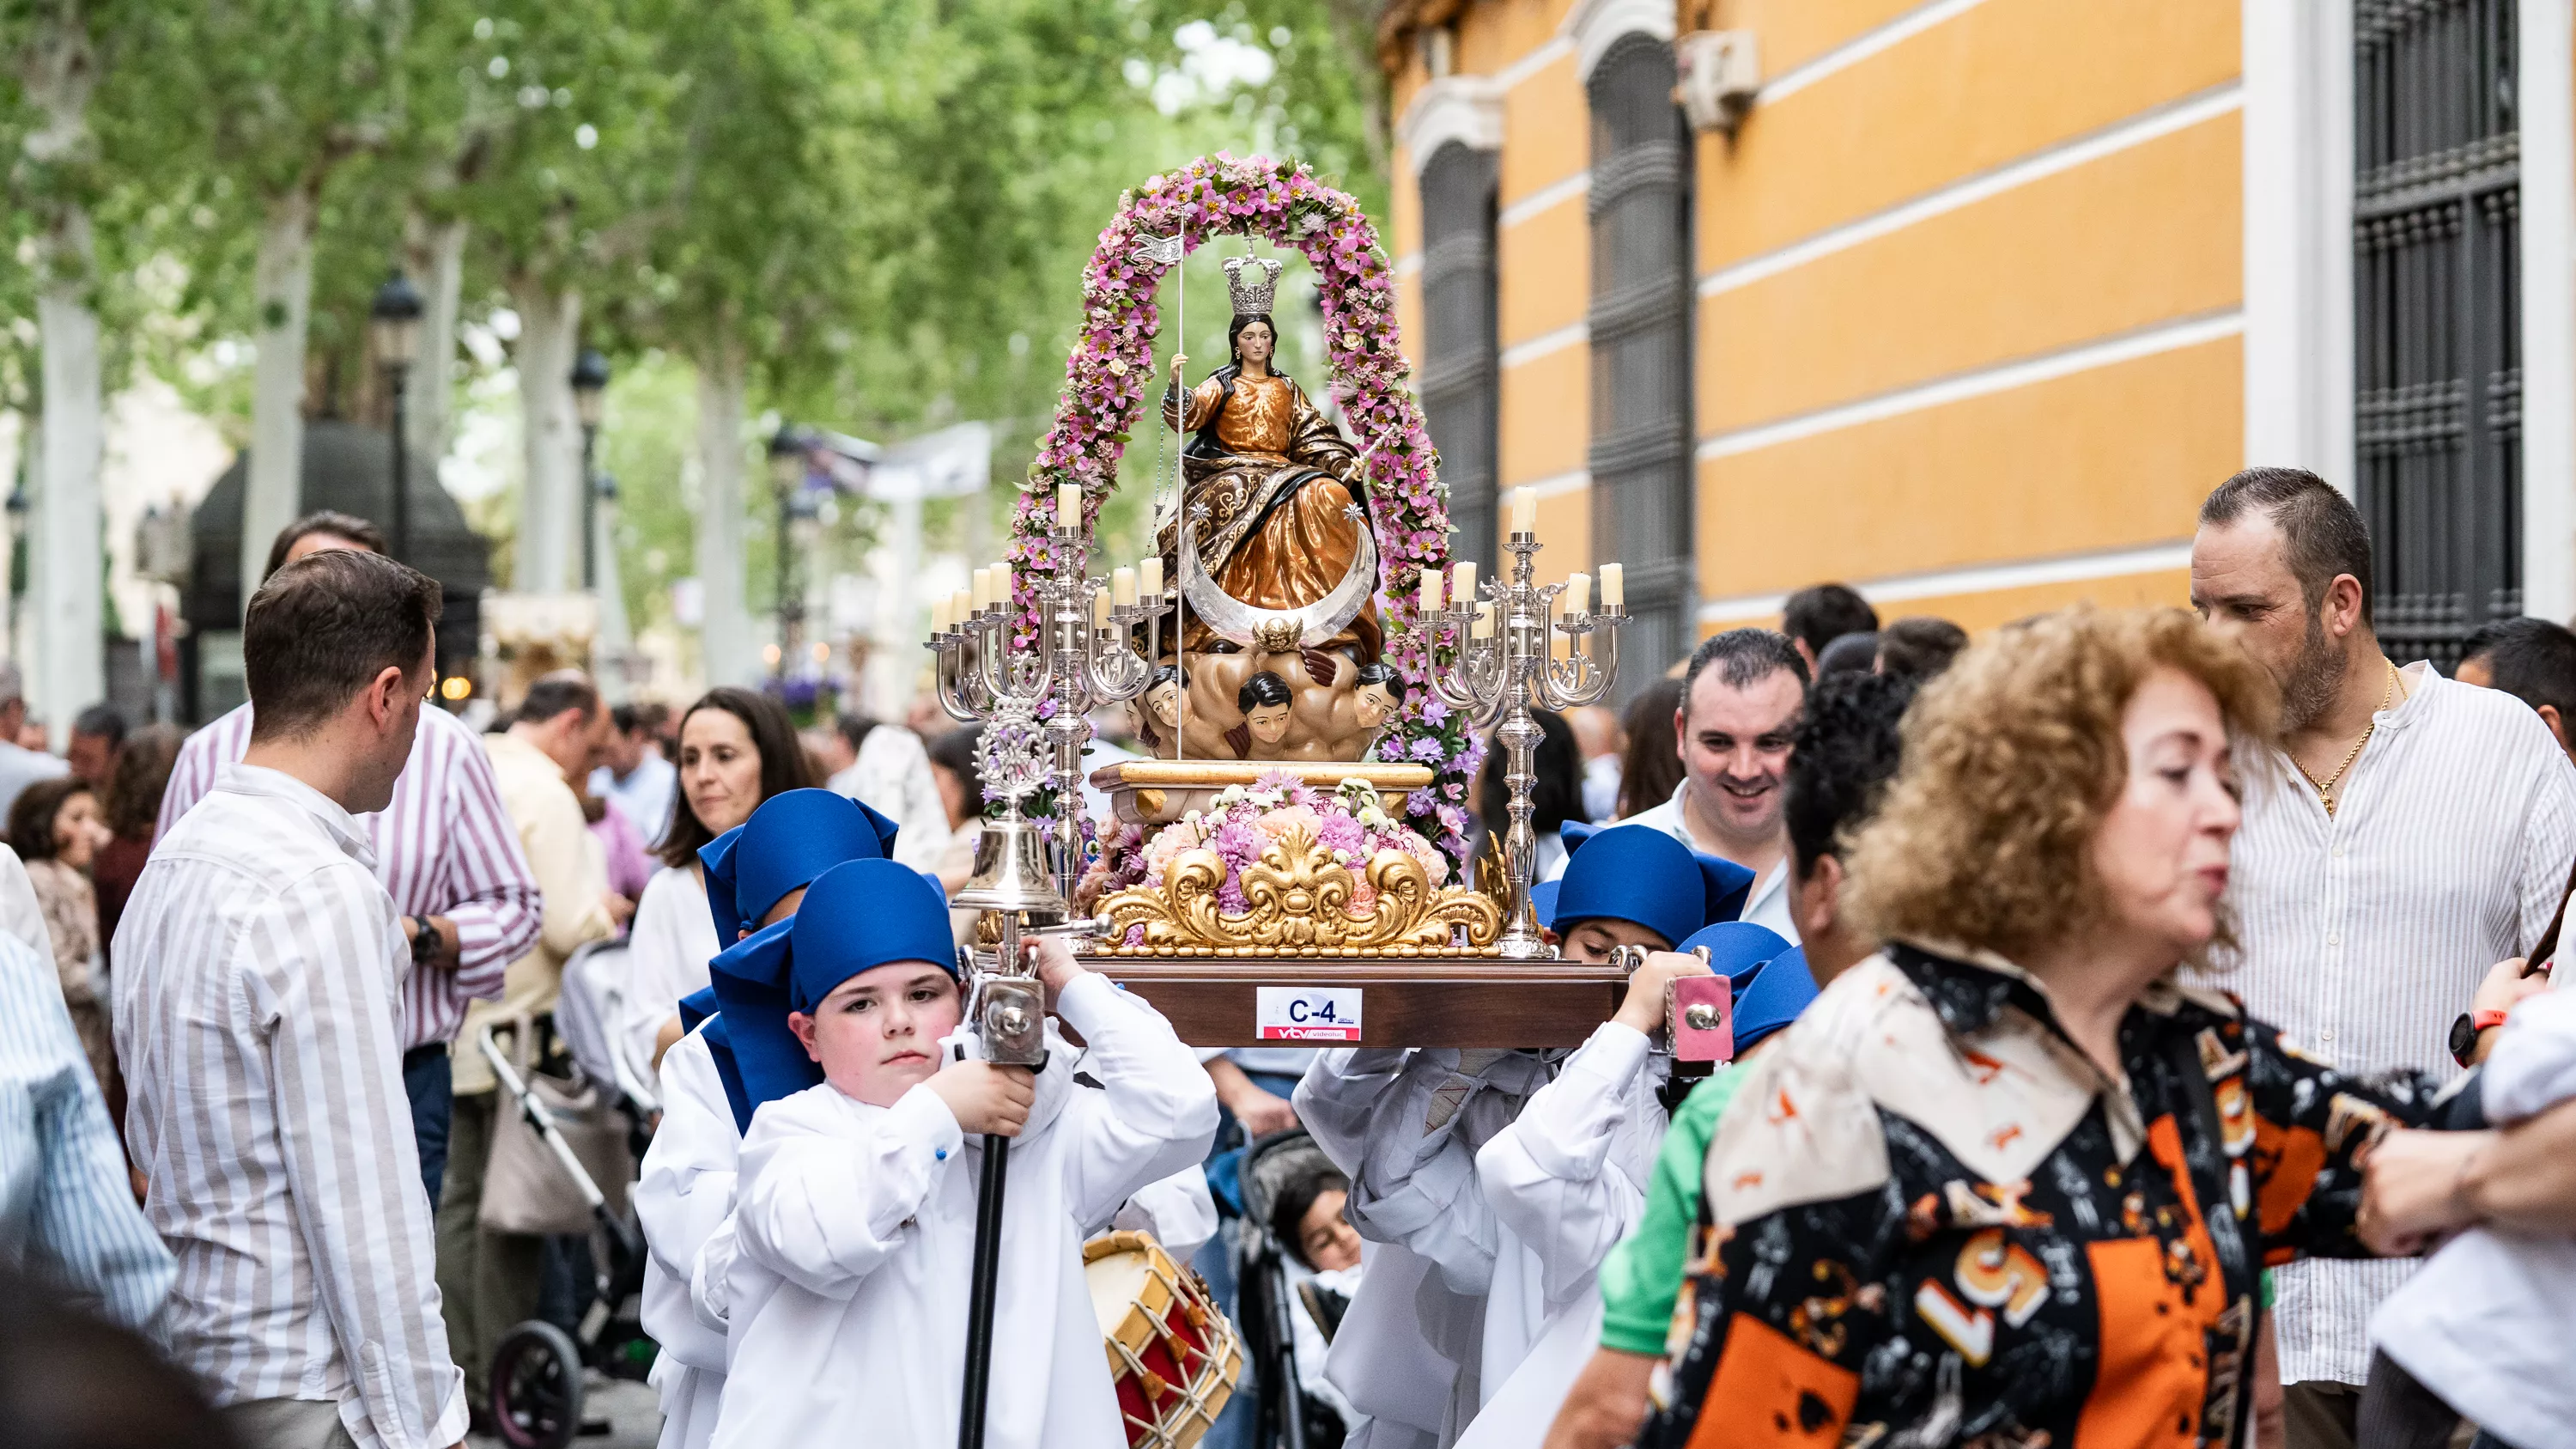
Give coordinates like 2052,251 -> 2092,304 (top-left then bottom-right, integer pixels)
1638,942 -> 2446,1449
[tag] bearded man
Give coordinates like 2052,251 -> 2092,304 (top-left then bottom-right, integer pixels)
2190,466 -> 2576,1449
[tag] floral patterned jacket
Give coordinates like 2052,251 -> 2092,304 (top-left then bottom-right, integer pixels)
1639,942 -> 2444,1449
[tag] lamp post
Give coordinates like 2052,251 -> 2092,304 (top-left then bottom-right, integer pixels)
571,349 -> 611,590
766,425 -> 811,675
368,271 -> 425,563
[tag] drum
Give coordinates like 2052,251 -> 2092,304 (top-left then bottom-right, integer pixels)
1082,1230 -> 1243,1448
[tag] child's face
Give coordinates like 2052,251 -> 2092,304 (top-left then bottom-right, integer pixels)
1247,702 -> 1293,744
1297,1188 -> 1361,1272
1560,918 -> 1672,965
1354,684 -> 1398,728
790,962 -> 964,1107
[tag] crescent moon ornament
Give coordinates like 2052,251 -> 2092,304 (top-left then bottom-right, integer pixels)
1181,495 -> 1378,652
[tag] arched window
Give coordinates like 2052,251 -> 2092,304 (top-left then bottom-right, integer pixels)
1587,30 -> 1693,690
1419,140 -> 1502,563
2356,0 -> 2521,666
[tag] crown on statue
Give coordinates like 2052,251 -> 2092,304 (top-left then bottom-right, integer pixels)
1224,256 -> 1284,317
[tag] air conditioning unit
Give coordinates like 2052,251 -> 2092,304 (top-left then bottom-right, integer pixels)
1674,30 -> 1759,135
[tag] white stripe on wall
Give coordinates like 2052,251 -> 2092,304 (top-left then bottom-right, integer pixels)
1500,320 -> 1589,370
1498,34 -> 1574,91
1757,0 -> 1995,106
1694,541 -> 2195,624
1698,82 -> 2244,300
1500,170 -> 1589,230
1394,252 -> 1423,279
1520,469 -> 1589,499
1695,308 -> 2245,461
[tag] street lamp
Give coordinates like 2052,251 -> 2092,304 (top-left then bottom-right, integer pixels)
767,424 -> 812,674
369,271 -> 426,563
571,349 -> 611,590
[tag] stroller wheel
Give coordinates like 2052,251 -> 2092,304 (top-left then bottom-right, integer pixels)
491,1318 -> 585,1449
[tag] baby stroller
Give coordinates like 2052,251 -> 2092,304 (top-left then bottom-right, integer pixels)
480,938 -> 659,1449
1231,1129 -> 1350,1449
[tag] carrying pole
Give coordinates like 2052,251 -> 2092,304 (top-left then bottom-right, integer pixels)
957,910 -> 1022,1449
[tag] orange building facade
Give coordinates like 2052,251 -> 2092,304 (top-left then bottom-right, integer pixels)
1381,0 -> 2576,679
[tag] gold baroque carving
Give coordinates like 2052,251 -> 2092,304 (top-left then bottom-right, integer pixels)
1099,823 -> 1502,953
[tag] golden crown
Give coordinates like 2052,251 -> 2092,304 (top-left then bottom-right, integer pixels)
1224,256 -> 1284,317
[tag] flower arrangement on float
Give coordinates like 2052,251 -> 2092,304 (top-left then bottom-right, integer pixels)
1079,773 -> 1454,944
1005,152 -> 1484,871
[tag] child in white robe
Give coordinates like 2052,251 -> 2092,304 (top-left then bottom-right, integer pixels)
709,858 -> 1217,1449
1296,824 -> 1749,1449
634,788 -> 902,1449
1458,920 -> 1786,1449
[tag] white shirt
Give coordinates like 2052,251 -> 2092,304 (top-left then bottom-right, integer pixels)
623,867 -> 722,1073
637,1028 -> 738,1449
0,738 -> 68,822
824,725 -> 951,873
114,764 -> 465,1449
0,847 -> 53,961
2372,983 -> 2576,1447
711,973 -> 1216,1449
593,751 -> 679,847
2224,662 -> 2576,1385
1296,1047 -> 1560,1445
1457,1024 -> 1665,1449
0,928 -> 173,1330
160,703 -> 543,1051
1611,782 -> 1801,945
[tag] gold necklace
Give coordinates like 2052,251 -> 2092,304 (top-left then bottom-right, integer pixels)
2297,660 -> 2398,817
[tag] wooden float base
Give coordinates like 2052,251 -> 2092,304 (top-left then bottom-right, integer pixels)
1082,954 -> 1626,1047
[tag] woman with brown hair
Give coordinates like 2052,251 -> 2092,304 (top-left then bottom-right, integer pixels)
10,776 -> 115,1094
1631,607 -> 2459,1449
93,722 -> 184,960
1614,677 -> 1685,820
621,687 -> 813,1069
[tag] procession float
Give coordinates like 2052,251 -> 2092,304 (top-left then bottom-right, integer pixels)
930,155 -> 1642,1053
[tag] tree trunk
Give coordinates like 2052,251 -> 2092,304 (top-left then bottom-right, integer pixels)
512,282 -> 582,594
34,222 -> 104,741
694,336 -> 755,689
592,493 -> 632,702
404,215 -> 467,467
244,186 -> 316,613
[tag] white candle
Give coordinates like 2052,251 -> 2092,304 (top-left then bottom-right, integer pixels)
1139,557 -> 1163,599
1600,563 -> 1623,608
1564,571 -> 1590,617
1452,561 -> 1478,607
970,568 -> 992,612
1419,568 -> 1442,614
1112,566 -> 1138,606
997,563 -> 1015,605
1058,483 -> 1082,530
1510,486 -> 1536,535
951,588 -> 971,624
1473,603 -> 1495,639
931,596 -> 952,634
1093,587 -> 1112,627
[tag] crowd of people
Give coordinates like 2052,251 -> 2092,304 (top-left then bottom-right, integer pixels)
7,466 -> 2576,1449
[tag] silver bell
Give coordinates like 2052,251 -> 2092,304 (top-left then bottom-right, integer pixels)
954,817 -> 1070,916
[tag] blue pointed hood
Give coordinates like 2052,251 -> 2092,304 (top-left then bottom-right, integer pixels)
1541,822 -> 1756,948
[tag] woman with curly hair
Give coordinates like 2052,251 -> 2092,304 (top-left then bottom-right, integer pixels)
1631,607 -> 2464,1449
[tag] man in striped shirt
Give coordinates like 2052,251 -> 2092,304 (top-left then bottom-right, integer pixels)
118,547 -> 466,1449
156,511 -> 540,1211
2192,467 -> 2576,1449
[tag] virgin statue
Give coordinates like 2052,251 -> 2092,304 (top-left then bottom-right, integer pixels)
1158,256 -> 1381,674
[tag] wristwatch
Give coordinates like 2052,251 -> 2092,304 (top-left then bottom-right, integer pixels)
408,916 -> 440,969
2447,1008 -> 2511,1068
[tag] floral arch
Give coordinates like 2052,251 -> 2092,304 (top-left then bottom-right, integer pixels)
1008,154 -> 1484,866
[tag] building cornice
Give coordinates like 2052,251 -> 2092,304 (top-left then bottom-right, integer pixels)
1397,74 -> 1506,174
1561,0 -> 1678,83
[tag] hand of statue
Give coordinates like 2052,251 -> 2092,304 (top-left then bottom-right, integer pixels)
1170,350 -> 1188,371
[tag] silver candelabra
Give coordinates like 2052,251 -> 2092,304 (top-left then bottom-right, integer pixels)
1426,528 -> 1625,959
927,497 -> 1170,908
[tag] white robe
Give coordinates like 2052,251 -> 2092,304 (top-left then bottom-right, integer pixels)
1455,1023 -> 1665,1449
711,974 -> 1217,1449
622,866 -> 721,1072
635,1029 -> 739,1449
1295,1047 -> 1555,1448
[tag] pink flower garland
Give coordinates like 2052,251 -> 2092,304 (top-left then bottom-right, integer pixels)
1010,154 -> 1485,867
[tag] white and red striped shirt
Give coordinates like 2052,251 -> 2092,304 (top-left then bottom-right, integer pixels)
156,704 -> 541,1050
